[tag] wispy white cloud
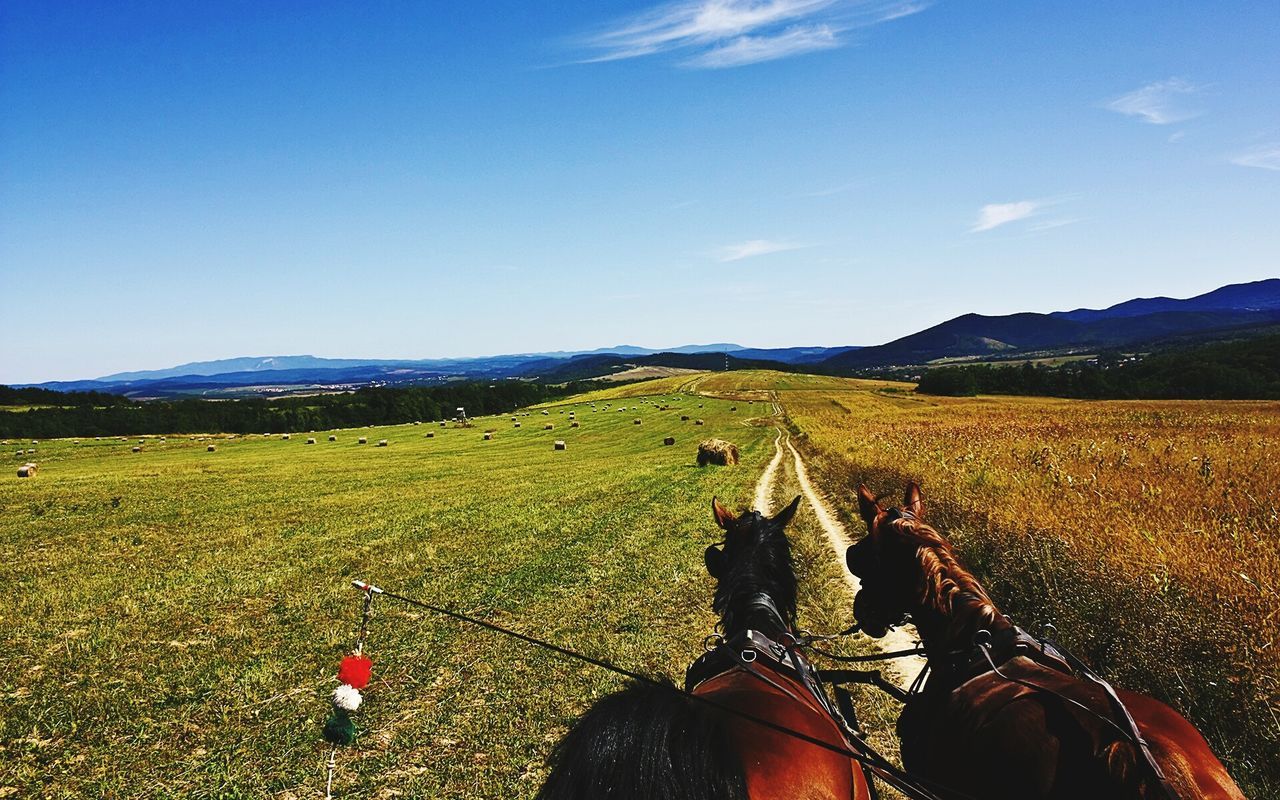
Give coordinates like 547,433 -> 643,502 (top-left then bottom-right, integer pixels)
1105,78 -> 1202,125
715,239 -> 808,261
797,179 -> 863,198
1027,217 -> 1081,232
970,200 -> 1042,233
1230,143 -> 1280,172
572,0 -> 929,69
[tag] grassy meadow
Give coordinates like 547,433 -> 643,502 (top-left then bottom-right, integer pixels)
1,387 -> 881,799
697,371 -> 1280,794
5,371 -> 1276,797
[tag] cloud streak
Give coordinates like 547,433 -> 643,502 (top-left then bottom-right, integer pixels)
715,239 -> 807,261
1230,143 -> 1280,172
572,0 -> 929,69
1105,78 -> 1202,125
970,200 -> 1042,233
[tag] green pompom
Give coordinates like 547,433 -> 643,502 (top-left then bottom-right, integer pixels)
323,708 -> 358,745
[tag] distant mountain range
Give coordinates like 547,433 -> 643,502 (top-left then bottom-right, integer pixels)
823,278 -> 1280,371
20,278 -> 1278,396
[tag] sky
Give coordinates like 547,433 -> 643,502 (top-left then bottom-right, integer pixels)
2,1 -> 1278,383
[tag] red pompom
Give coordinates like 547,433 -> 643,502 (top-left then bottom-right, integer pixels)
338,653 -> 373,689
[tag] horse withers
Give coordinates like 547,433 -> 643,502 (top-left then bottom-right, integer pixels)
845,482 -> 1246,800
537,497 -> 872,800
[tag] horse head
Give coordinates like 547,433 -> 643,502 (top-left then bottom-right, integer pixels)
704,496 -> 802,637
844,482 -> 938,639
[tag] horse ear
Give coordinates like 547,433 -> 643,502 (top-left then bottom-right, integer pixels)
904,483 -> 924,519
772,495 -> 802,528
857,484 -> 881,529
712,497 -> 736,530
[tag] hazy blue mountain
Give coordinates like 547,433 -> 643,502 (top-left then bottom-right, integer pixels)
1051,278 -> 1280,323
822,279 -> 1280,371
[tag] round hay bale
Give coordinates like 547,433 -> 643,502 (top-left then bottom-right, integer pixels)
697,439 -> 739,467
514,422 -> 522,428
307,438 -> 316,445
695,419 -> 705,425
512,417 -> 518,422
730,407 -> 737,412
571,421 -> 580,428
681,415 -> 690,421
18,463 -> 37,478
358,437 -> 368,444
542,410 -> 549,416
282,434 -> 291,440
553,440 -> 566,451
440,421 -> 447,427
377,439 -> 388,447
663,437 -> 676,446
483,432 -> 493,440
207,445 -> 216,452
544,424 -> 554,430
426,432 -> 435,438
131,446 -> 142,453
329,435 -> 337,441
633,418 -> 642,425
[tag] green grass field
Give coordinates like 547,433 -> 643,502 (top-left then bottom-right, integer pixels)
7,371 -> 1271,797
2,388 -> 886,799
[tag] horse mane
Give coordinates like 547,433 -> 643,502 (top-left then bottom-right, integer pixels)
894,517 -> 1002,633
536,680 -> 747,800
711,513 -> 797,632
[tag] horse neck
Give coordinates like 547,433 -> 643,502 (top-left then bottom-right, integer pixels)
722,592 -> 791,640
904,532 -> 1010,659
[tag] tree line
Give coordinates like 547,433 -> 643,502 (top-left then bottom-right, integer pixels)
0,381 -> 605,438
916,334 -> 1280,399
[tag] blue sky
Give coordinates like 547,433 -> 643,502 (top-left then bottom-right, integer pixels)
2,1 -> 1277,383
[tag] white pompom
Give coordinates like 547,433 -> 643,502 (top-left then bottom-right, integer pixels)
332,684 -> 363,712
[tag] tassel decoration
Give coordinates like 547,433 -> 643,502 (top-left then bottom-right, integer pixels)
323,708 -> 358,746
338,654 -> 373,690
332,684 -> 363,712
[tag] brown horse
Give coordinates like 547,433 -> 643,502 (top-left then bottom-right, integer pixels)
845,482 -> 1246,800
538,497 -> 872,800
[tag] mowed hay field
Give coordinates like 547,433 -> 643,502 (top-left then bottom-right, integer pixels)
696,371 -> 1280,794
0,386 -> 875,799
5,371 -> 1277,797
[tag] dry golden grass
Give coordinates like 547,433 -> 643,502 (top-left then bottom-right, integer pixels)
717,372 -> 1279,794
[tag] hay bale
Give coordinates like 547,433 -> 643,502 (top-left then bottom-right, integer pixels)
633,419 -> 642,425
207,445 -> 216,452
544,424 -> 554,430
131,446 -> 142,453
571,421 -> 580,428
358,437 -> 368,444
663,437 -> 676,446
514,422 -> 522,428
377,439 -> 388,447
440,421 -> 447,427
695,419 -> 705,425
681,415 -> 690,421
483,432 -> 493,440
282,434 -> 291,440
17,463 -> 36,478
512,417 -> 518,422
553,440 -> 566,451
730,407 -> 737,412
329,435 -> 337,441
307,438 -> 316,445
426,432 -> 435,438
697,439 -> 739,466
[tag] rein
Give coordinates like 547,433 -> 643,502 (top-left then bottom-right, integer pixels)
353,580 -> 973,800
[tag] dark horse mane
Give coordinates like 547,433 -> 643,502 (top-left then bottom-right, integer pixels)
537,501 -> 800,800
711,509 -> 798,634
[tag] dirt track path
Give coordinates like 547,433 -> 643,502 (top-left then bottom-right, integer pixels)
748,399 -> 925,690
